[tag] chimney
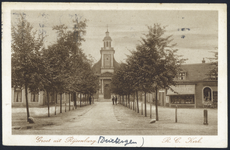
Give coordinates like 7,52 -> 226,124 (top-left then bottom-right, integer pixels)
202,58 -> 205,63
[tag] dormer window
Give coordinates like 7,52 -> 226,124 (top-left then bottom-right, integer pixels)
210,73 -> 218,80
178,72 -> 186,80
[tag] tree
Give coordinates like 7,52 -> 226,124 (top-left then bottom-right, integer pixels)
113,24 -> 186,120
11,13 -> 44,121
39,17 -> 88,116
134,24 -> 186,120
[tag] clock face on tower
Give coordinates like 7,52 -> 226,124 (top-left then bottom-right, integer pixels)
104,54 -> 111,68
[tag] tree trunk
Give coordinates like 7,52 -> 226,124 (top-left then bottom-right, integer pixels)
47,90 -> 50,117
122,95 -> 124,105
80,93 -> 81,107
25,83 -> 30,121
74,92 -> 77,107
60,93 -> 62,113
126,95 -> 127,107
74,92 -> 78,109
145,92 -> 147,117
136,91 -> 139,113
55,91 -> 57,115
128,95 -> 130,108
65,93 -> 66,112
69,93 -> 71,111
155,87 -> 159,121
82,94 -> 85,105
83,94 -> 85,106
87,94 -> 88,105
133,93 -> 135,111
150,102 -> 152,119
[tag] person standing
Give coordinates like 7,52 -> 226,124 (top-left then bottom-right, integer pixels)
115,96 -> 117,105
112,96 -> 115,105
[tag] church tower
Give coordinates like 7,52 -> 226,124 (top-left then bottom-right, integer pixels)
92,29 -> 119,100
100,29 -> 115,74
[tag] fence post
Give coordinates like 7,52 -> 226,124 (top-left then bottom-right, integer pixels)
203,110 -> 208,125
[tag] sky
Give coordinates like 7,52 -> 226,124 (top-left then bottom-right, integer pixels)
11,10 -> 218,64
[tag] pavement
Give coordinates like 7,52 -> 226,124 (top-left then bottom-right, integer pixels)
12,100 -> 217,135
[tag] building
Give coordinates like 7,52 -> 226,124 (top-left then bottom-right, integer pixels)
165,61 -> 218,108
11,87 -> 72,107
92,30 -> 120,100
143,60 -> 218,108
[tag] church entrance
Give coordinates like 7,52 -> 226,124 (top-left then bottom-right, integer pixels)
104,84 -> 111,99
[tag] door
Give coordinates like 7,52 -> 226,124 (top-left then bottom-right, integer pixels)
104,84 -> 111,99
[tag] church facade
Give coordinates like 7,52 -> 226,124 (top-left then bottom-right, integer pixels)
92,30 -> 119,100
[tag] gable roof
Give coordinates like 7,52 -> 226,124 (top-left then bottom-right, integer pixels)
178,63 -> 215,81
92,59 -> 101,75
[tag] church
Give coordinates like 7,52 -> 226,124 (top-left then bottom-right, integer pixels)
92,29 -> 120,100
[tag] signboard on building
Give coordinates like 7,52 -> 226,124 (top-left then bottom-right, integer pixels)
167,85 -> 195,95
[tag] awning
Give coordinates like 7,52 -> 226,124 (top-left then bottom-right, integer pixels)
167,85 -> 195,95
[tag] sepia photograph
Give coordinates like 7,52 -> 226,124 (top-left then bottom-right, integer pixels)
2,3 -> 227,147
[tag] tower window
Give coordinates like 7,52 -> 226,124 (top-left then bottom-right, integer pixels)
106,41 -> 108,47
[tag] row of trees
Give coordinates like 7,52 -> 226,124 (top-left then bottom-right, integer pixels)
111,24 -> 186,120
11,14 -> 99,121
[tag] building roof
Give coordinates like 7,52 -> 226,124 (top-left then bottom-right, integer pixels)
103,36 -> 112,41
92,59 -> 101,75
92,57 -> 120,75
177,63 -> 215,81
113,57 -> 120,71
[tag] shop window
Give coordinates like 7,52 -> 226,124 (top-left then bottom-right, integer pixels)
31,93 -> 39,102
203,87 -> 212,101
14,89 -> 22,102
178,72 -> 186,80
171,95 -> 194,104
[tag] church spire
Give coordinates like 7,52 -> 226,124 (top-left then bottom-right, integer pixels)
103,26 -> 112,48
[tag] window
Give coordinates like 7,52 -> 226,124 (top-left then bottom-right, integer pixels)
14,89 -> 22,102
104,54 -> 111,67
106,41 -> 108,47
178,72 -> 186,80
203,87 -> 212,101
213,91 -> 217,102
210,73 -> 218,80
171,95 -> 194,104
31,93 -> 39,102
